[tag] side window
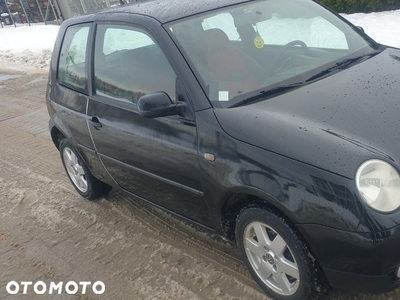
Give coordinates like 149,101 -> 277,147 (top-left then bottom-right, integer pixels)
94,24 -> 177,104
58,25 -> 90,93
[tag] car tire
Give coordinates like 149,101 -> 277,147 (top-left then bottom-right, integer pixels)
236,207 -> 325,300
60,139 -> 111,200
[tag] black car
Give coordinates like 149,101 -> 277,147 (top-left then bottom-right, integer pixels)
46,0 -> 400,299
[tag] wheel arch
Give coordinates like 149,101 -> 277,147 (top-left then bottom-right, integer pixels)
50,125 -> 92,172
220,190 -> 329,285
220,192 -> 295,241
50,125 -> 66,150
49,114 -> 74,150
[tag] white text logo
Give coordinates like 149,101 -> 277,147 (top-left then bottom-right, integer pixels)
6,281 -> 105,295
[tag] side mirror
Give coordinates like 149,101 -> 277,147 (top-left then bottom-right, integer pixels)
138,92 -> 183,119
357,26 -> 365,34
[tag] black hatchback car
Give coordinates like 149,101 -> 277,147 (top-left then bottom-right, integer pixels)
46,0 -> 400,299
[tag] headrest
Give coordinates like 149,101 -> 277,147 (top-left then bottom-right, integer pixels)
204,28 -> 230,51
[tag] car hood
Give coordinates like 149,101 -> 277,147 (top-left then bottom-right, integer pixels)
214,47 -> 400,178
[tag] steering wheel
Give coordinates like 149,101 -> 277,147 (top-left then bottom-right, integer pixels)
270,40 -> 309,74
282,40 -> 308,51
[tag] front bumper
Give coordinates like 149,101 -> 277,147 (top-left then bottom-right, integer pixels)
297,223 -> 400,293
324,268 -> 400,293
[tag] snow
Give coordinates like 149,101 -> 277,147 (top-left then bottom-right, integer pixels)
0,9 -> 399,72
343,10 -> 400,49
0,24 -> 59,72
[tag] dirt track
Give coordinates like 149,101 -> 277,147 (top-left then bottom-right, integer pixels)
0,69 -> 399,300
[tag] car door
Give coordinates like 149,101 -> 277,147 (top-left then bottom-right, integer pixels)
54,24 -> 92,150
51,22 -> 108,180
87,23 -> 211,224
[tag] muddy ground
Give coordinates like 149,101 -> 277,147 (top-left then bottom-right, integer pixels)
0,69 -> 399,300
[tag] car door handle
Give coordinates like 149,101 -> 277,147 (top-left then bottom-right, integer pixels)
89,116 -> 102,130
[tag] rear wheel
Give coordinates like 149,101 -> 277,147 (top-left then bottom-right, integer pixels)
236,207 -> 325,300
60,139 -> 111,200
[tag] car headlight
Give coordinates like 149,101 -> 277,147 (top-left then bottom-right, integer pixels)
356,160 -> 400,213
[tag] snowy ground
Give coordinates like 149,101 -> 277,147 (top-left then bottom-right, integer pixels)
0,9 -> 399,72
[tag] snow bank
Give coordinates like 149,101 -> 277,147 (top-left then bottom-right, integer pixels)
0,24 -> 59,72
0,9 -> 399,73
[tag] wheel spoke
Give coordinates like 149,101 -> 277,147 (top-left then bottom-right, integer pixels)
76,165 -> 85,176
75,175 -> 83,189
66,164 -> 74,175
274,273 -> 291,295
253,222 -> 269,247
269,234 -> 286,256
244,237 -> 261,256
72,152 -> 79,165
258,263 -> 272,280
76,175 -> 87,191
279,258 -> 299,279
65,149 -> 73,164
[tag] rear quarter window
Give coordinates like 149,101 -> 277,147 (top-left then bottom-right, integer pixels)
58,24 -> 90,94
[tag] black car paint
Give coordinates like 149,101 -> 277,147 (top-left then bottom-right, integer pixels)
47,0 -> 400,294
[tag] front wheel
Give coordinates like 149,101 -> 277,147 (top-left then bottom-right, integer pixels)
236,207 -> 325,300
60,139 -> 111,200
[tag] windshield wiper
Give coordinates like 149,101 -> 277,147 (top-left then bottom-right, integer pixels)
306,53 -> 374,83
229,82 -> 305,108
229,50 -> 382,108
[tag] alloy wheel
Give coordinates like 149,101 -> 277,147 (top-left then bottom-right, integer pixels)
62,147 -> 88,193
243,221 -> 300,296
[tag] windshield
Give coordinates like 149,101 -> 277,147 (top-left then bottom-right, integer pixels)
168,0 -> 380,108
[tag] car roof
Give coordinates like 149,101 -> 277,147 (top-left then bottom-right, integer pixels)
98,0 -> 252,24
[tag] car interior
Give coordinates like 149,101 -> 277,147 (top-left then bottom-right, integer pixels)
169,0 -> 361,104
